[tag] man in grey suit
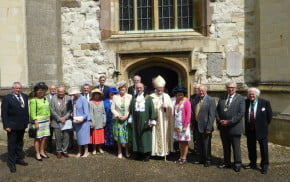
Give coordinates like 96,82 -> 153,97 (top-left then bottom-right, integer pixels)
193,85 -> 215,167
50,86 -> 73,158
46,84 -> 57,152
216,82 -> 245,172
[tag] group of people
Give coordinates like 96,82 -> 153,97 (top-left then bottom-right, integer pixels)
1,75 -> 272,175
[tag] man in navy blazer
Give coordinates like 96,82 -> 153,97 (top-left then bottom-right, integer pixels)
95,76 -> 110,99
244,87 -> 272,174
1,82 -> 29,172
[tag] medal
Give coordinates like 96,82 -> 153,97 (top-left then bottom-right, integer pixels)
224,108 -> 228,112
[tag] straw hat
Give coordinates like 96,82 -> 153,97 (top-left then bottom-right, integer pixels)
117,81 -> 127,89
154,75 -> 166,87
68,86 -> 81,95
91,88 -> 103,96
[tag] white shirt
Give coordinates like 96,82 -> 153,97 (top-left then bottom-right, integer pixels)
226,93 -> 235,106
135,93 -> 145,112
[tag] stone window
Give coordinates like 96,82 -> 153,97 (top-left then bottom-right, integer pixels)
119,0 -> 197,32
100,0 -> 212,39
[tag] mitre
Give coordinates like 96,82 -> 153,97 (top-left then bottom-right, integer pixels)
154,75 -> 166,87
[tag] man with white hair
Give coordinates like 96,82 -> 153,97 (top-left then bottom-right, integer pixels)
244,87 -> 272,174
216,82 -> 245,172
128,75 -> 148,96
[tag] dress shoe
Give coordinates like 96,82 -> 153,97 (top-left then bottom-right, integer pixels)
143,154 -> 151,162
62,153 -> 69,157
16,160 -> 28,166
261,168 -> 268,174
218,164 -> 231,169
56,153 -> 62,159
193,161 -> 203,164
234,166 -> 241,172
40,154 -> 49,159
204,161 -> 211,167
244,163 -> 257,169
7,163 -> 16,173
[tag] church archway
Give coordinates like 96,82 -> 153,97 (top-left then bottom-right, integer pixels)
124,57 -> 189,96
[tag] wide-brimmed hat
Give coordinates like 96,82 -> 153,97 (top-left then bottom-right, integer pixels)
154,75 -> 166,87
68,87 -> 81,95
173,86 -> 187,94
117,81 -> 127,89
91,88 -> 103,96
108,87 -> 119,94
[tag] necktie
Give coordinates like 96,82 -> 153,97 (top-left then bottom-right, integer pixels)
195,98 -> 203,121
250,102 -> 255,129
17,94 -> 24,108
226,96 -> 232,106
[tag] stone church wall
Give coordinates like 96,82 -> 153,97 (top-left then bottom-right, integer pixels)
61,0 -> 256,89
61,0 -> 115,87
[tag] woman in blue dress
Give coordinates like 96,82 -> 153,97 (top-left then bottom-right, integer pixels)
68,87 -> 90,158
103,88 -> 119,147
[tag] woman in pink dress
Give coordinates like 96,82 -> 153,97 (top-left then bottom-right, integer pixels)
173,86 -> 191,164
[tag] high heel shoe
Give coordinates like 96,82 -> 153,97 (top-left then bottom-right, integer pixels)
35,156 -> 43,161
40,154 -> 49,159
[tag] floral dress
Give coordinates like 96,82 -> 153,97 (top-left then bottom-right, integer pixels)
173,99 -> 191,141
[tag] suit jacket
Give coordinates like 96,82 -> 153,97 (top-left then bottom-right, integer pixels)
50,95 -> 73,128
1,93 -> 29,130
245,98 -> 272,140
196,95 -> 216,133
216,93 -> 245,135
128,85 -> 148,96
95,85 -> 110,99
46,94 -> 56,103
190,94 -> 200,123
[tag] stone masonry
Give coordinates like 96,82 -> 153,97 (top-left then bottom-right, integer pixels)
61,0 -> 115,87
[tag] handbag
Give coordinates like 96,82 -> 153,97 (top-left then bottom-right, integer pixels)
28,123 -> 36,138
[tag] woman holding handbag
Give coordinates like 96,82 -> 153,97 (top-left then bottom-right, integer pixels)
111,81 -> 132,159
29,82 -> 50,161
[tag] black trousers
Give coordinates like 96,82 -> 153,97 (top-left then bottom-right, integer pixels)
192,121 -> 200,153
7,130 -> 25,165
220,131 -> 241,166
246,130 -> 269,169
197,131 -> 212,162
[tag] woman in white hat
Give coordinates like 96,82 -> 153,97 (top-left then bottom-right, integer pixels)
111,81 -> 132,158
89,88 -> 106,154
68,86 -> 90,158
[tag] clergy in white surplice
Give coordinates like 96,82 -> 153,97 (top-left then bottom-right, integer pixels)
150,75 -> 174,157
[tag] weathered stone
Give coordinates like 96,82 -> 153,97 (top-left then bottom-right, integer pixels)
226,52 -> 243,76
61,1 -> 81,8
81,43 -> 100,50
207,53 -> 223,77
244,58 -> 255,69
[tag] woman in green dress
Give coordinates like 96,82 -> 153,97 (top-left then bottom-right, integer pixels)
111,81 -> 132,159
29,82 -> 50,161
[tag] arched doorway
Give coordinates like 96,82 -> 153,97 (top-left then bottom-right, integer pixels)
136,66 -> 178,96
123,57 -> 189,97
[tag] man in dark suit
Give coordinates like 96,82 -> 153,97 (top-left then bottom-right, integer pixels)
244,88 -> 272,174
128,75 -> 148,96
193,85 -> 215,167
95,76 -> 110,99
216,82 -> 245,172
190,83 -> 201,155
1,82 -> 29,173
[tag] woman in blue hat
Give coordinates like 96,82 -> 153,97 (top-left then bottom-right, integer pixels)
103,87 -> 119,148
